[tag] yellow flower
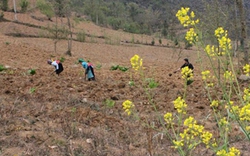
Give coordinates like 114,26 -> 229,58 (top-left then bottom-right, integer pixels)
185,28 -> 198,44
239,104 -> 250,121
176,7 -> 199,27
181,66 -> 193,80
164,113 -> 173,125
122,100 -> 134,116
223,70 -> 234,81
173,97 -> 187,114
243,64 -> 250,76
217,147 -> 240,156
210,100 -> 219,108
130,54 -> 143,71
201,131 -> 213,145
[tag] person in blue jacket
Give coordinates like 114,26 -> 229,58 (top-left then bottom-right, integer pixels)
78,59 -> 95,81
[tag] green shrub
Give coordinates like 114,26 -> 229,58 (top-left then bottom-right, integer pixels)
36,0 -> 54,20
0,64 -> 6,71
103,99 -> 115,108
60,57 -> 65,63
28,69 -> 36,75
19,0 -> 29,12
76,31 -> 86,42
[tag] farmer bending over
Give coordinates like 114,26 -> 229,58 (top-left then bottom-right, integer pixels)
47,59 -> 64,75
175,58 -> 194,72
78,59 -> 95,81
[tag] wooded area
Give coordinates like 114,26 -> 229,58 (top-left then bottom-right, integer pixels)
1,0 -> 250,61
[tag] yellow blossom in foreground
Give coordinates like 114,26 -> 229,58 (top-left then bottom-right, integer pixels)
205,45 -> 218,57
185,28 -> 198,44
216,147 -> 240,156
181,66 -> 193,80
122,100 -> 134,116
173,97 -> 187,114
239,104 -> 250,121
214,27 -> 232,55
176,7 -> 199,27
243,64 -> 250,76
130,54 -> 143,71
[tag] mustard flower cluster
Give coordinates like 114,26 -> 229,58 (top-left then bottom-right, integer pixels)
181,66 -> 193,80
239,104 -> 250,122
243,64 -> 250,76
201,70 -> 214,87
223,70 -> 234,81
176,7 -> 199,27
214,27 -> 232,54
122,100 -> 134,116
173,97 -> 187,114
130,54 -> 143,71
216,147 -> 240,156
243,88 -> 250,103
210,100 -> 219,108
219,117 -> 230,132
205,45 -> 218,57
173,116 -> 213,149
164,113 -> 173,125
185,28 -> 198,44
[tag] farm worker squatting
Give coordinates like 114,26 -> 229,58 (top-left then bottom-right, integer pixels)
47,59 -> 64,75
78,59 -> 95,81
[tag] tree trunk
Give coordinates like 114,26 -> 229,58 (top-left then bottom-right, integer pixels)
66,16 -> 72,56
13,0 -> 17,21
236,0 -> 248,64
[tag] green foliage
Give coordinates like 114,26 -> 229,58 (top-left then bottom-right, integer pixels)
95,63 -> 102,70
5,41 -> 10,45
103,99 -> 115,108
118,66 -> 129,72
110,65 -> 119,70
47,24 -> 68,40
76,31 -> 86,42
60,57 -> 65,63
0,64 -> 6,72
1,0 -> 8,11
36,0 -> 54,20
19,0 -> 29,13
159,38 -> 162,45
151,38 -> 155,46
110,65 -> 129,72
29,87 -> 36,93
28,69 -> 36,75
146,78 -> 158,89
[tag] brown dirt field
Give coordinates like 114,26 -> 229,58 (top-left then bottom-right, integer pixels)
1,8 -> 250,156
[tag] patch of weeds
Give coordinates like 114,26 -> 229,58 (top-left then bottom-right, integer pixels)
76,31 -> 86,42
146,78 -> 158,89
28,69 -> 36,75
110,65 -> 129,72
29,87 -> 36,93
128,80 -> 135,87
60,57 -> 65,63
103,99 -> 115,108
0,65 -> 6,72
96,63 -> 102,70
5,42 -> 10,45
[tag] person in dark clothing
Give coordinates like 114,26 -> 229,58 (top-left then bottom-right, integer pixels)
47,60 -> 64,75
175,58 -> 194,85
176,58 -> 194,72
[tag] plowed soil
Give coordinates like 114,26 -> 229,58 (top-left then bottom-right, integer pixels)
1,9 -> 250,156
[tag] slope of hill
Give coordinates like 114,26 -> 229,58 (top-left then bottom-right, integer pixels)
1,10 -> 250,156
